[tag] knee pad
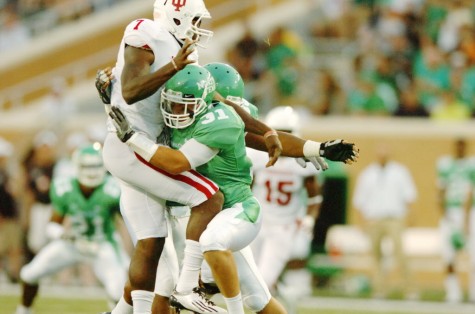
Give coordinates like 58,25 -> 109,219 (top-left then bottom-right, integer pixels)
199,230 -> 228,252
20,265 -> 39,285
243,294 -> 268,312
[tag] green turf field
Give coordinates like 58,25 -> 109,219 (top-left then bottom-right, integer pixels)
2,294 -> 475,314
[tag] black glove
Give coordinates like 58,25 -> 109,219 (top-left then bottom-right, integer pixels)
320,140 -> 358,163
95,69 -> 112,104
109,106 -> 135,142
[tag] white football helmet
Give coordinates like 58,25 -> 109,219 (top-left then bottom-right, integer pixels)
73,143 -> 106,188
154,0 -> 213,46
265,106 -> 300,134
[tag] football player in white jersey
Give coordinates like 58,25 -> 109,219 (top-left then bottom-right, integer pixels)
249,106 -> 321,314
101,1 -> 227,313
98,2 -> 285,314
15,145 -> 129,314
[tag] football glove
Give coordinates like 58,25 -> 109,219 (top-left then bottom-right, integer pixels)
109,106 -> 135,143
320,140 -> 358,163
303,139 -> 359,163
95,68 -> 112,104
296,156 -> 329,171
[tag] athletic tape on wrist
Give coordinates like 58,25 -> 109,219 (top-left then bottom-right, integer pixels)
264,130 -> 278,139
303,140 -> 322,158
308,195 -> 323,205
127,133 -> 160,162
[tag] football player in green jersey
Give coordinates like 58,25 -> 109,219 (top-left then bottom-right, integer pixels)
15,144 -> 129,314
109,64 -> 358,313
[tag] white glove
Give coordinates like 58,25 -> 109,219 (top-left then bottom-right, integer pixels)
296,156 -> 329,171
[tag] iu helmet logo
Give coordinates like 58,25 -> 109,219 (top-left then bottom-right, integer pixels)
172,0 -> 186,11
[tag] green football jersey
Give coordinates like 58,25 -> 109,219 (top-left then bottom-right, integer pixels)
171,102 -> 254,209
437,156 -> 473,208
241,99 -> 259,119
49,175 -> 121,243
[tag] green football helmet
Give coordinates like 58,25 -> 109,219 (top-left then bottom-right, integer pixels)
72,143 -> 105,188
161,64 -> 215,129
204,62 -> 244,106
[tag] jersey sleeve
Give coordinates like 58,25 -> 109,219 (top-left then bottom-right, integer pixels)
436,156 -> 450,187
193,105 -> 244,149
241,99 -> 259,119
123,19 -> 161,50
49,177 -> 72,216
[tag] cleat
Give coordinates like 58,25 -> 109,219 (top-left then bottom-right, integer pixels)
170,287 -> 227,313
99,312 -> 111,314
198,280 -> 221,296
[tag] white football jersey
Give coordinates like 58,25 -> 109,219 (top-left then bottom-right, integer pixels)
108,19 -> 184,140
247,148 -> 318,224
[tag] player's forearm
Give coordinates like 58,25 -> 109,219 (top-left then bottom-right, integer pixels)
121,46 -> 177,104
149,146 -> 191,174
126,132 -> 191,174
222,99 -> 272,135
245,131 -> 305,157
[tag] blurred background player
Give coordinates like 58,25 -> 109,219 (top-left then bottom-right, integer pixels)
249,106 -> 322,314
21,130 -> 59,261
15,144 -> 129,314
353,143 -> 417,298
0,137 -> 23,283
437,138 -> 473,302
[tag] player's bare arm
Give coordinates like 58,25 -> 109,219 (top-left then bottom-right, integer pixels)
109,105 -> 192,174
245,131 -> 359,164
219,97 -> 282,166
121,39 -> 197,104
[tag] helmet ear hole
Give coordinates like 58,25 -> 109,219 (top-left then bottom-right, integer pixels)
173,18 -> 181,26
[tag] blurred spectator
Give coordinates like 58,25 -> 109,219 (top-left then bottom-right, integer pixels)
0,137 -> 23,283
430,89 -> 471,121
22,130 -> 58,261
353,144 -> 417,298
437,0 -> 473,53
413,37 -> 450,110
40,77 -> 77,136
0,4 -> 31,52
393,83 -> 429,117
436,138 -> 473,302
227,24 -> 262,82
313,69 -> 347,115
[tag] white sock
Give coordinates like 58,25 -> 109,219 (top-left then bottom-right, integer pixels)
224,293 -> 245,314
175,240 -> 203,293
111,295 -> 133,314
131,290 -> 154,314
16,305 -> 32,314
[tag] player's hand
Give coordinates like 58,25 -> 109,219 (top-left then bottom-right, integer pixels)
95,67 -> 113,104
173,38 -> 198,69
320,140 -> 359,164
109,106 -> 135,142
297,215 -> 315,236
296,156 -> 329,171
264,133 -> 282,167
